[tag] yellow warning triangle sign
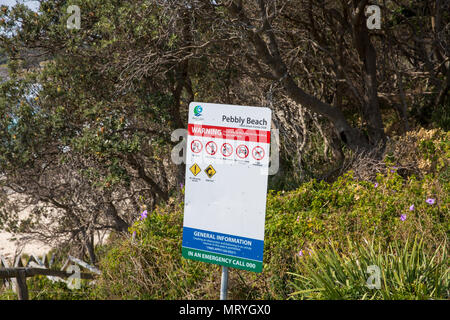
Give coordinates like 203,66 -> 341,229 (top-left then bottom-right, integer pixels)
189,163 -> 201,176
205,165 -> 216,178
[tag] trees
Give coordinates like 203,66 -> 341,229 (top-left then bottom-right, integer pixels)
0,0 -> 188,261
221,0 -> 448,151
224,0 -> 379,151
0,0 -> 448,261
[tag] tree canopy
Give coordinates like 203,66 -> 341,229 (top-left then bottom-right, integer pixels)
0,0 -> 448,262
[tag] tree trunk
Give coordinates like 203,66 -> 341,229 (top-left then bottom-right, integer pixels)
352,0 -> 386,146
127,155 -> 169,201
85,233 -> 96,266
281,75 -> 371,152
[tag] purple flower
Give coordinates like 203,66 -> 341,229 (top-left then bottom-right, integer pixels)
426,198 -> 436,205
374,182 -> 379,188
400,214 -> 407,221
409,204 -> 415,211
298,250 -> 304,257
180,183 -> 184,190
296,216 -> 299,223
140,210 -> 148,220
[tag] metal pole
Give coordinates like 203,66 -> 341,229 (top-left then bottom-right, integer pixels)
220,266 -> 229,300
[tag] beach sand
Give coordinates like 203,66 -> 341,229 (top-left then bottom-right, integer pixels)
0,231 -> 51,261
0,192 -> 52,262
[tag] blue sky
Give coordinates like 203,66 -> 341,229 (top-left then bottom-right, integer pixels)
0,0 -> 39,11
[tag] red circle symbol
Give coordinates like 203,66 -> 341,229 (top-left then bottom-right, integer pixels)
236,144 -> 249,159
190,140 -> 202,154
221,143 -> 233,157
205,141 -> 218,155
252,146 -> 265,161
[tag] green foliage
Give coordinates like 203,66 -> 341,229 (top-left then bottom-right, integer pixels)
0,0 -> 187,192
96,130 -> 449,299
95,203 -> 222,299
289,238 -> 448,300
28,276 -> 95,300
0,129 -> 447,300
0,0 -> 448,300
431,102 -> 450,131
0,251 -> 98,300
0,277 -> 95,300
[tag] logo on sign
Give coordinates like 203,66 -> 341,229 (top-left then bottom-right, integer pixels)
236,145 -> 249,159
194,105 -> 203,117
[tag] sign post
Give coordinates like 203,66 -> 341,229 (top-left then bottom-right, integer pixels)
220,266 -> 229,300
182,102 -> 272,298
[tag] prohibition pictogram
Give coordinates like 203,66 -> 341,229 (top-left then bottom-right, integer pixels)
205,141 -> 218,155
190,140 -> 203,154
221,143 -> 233,157
236,144 -> 249,159
252,146 -> 265,161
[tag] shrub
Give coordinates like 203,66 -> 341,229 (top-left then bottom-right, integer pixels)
289,237 -> 449,300
0,274 -> 95,300
95,129 -> 449,300
95,202 -> 224,299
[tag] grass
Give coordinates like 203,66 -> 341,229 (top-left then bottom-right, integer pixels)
1,128 -> 448,300
289,237 -> 449,300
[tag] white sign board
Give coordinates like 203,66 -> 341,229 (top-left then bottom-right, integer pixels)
182,102 -> 272,272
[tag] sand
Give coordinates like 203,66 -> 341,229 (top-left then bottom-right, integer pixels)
1,191 -> 110,264
0,192 -> 52,262
0,231 -> 51,261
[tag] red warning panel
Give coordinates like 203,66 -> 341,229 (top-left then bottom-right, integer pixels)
188,124 -> 270,143
252,146 -> 265,161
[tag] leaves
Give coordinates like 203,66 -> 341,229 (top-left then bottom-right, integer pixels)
290,237 -> 448,300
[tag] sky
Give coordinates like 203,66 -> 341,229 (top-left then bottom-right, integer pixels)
0,0 -> 39,11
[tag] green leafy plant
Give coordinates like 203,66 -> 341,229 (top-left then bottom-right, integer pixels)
289,237 -> 449,300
